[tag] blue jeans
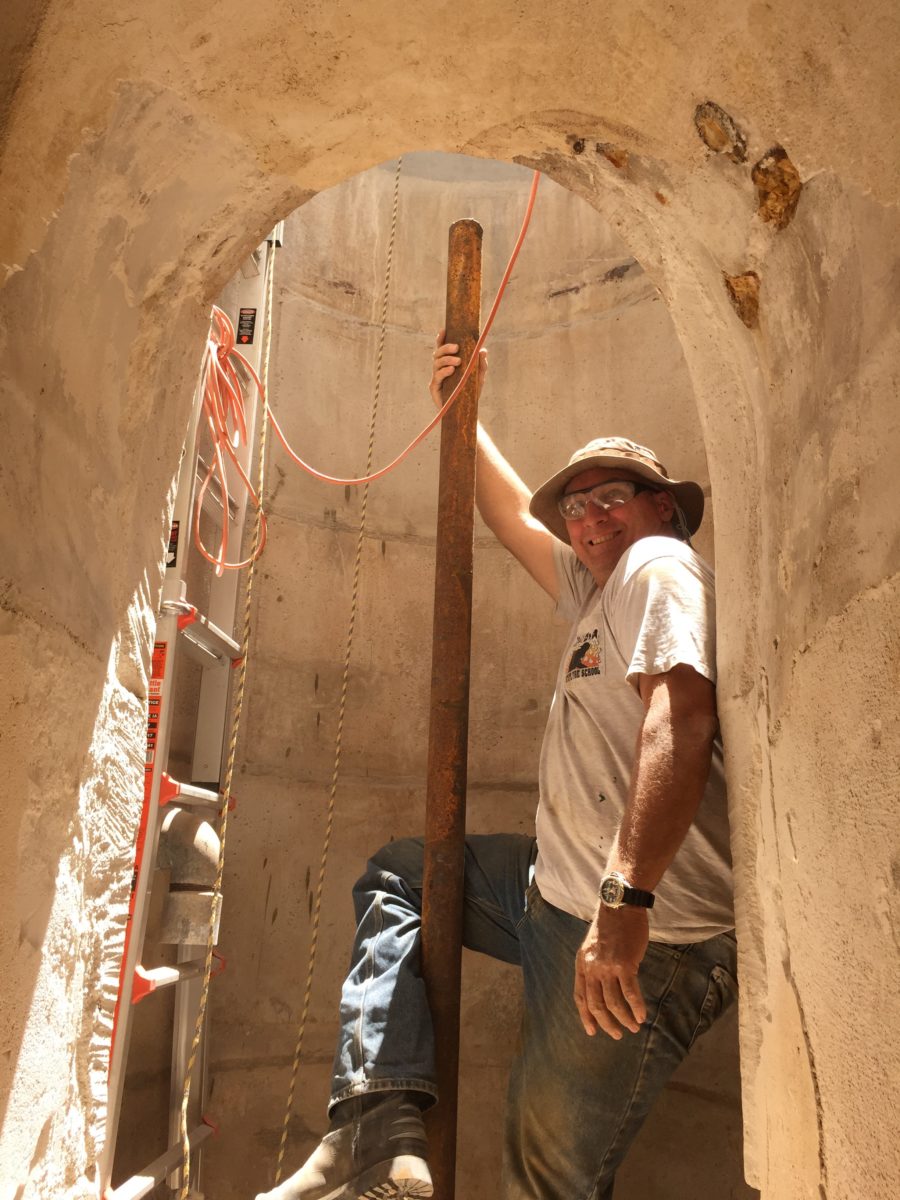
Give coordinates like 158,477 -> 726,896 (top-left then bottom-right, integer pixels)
330,834 -> 738,1200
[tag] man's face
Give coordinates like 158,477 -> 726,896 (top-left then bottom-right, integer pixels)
562,466 -> 675,585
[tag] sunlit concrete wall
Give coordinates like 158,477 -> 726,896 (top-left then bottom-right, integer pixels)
1,3 -> 899,1198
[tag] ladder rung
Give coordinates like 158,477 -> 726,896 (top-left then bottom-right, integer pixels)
133,961 -> 204,1003
181,615 -> 240,663
160,774 -> 221,812
240,247 -> 263,279
162,602 -> 240,663
107,1122 -> 214,1200
196,457 -> 239,519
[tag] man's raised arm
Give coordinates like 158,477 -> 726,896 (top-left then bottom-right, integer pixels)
430,335 -> 558,600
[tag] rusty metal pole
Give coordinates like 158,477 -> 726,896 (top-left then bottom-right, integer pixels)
420,218 -> 483,1200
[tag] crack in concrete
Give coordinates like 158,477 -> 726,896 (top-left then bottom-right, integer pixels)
787,970 -> 829,1198
546,257 -> 637,297
790,568 -> 900,670
211,1050 -> 333,1073
232,761 -> 540,793
0,593 -> 100,661
760,669 -> 829,1196
278,276 -> 656,340
261,510 -> 515,548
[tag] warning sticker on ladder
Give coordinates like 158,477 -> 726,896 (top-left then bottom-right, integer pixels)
145,642 -> 168,776
166,519 -> 180,569
237,307 -> 257,344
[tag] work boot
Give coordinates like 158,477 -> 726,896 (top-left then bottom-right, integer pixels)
254,1093 -> 433,1199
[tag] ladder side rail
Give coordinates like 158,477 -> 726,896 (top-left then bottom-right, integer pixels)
100,361 -> 210,1191
163,352 -> 213,608
191,240 -> 272,784
168,238 -> 274,1187
100,611 -> 192,1188
166,955 -> 207,1192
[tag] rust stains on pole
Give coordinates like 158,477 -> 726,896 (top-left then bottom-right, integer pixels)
421,218 -> 483,1200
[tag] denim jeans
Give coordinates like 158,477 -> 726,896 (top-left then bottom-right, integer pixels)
330,834 -> 738,1200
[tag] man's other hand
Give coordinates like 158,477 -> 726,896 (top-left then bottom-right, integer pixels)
574,905 -> 649,1039
430,330 -> 487,409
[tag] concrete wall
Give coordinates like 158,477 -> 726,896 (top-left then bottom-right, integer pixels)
0,3 -> 898,1199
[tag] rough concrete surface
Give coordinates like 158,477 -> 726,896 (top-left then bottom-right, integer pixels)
0,4 -> 898,1199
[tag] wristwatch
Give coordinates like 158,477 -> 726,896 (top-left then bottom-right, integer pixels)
599,871 -> 655,910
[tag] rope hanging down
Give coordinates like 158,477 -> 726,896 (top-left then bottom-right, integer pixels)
273,153 -> 406,1186
177,241 -> 279,1200
193,168 -> 541,575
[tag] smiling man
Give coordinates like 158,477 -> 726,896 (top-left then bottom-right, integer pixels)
258,344 -> 736,1200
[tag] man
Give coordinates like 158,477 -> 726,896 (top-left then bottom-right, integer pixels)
258,339 -> 736,1200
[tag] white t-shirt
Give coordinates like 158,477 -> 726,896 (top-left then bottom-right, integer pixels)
533,535 -> 735,942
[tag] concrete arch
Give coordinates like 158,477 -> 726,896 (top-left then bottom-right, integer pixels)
1,5 -> 898,1198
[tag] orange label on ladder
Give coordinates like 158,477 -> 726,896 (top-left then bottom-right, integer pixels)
145,640 -> 168,785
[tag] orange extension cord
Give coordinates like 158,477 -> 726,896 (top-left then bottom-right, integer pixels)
193,306 -> 269,573
194,168 -> 541,575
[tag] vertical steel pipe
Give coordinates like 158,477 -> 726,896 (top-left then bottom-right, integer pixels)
420,218 -> 483,1200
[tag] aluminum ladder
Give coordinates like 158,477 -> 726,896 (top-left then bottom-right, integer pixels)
100,229 -> 280,1199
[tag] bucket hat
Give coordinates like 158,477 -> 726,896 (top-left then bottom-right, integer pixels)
529,436 -> 705,543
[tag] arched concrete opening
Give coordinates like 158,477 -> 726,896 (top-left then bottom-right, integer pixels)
107,150 -> 751,1198
1,6 -> 898,1199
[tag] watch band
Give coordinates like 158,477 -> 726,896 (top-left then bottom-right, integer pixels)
599,871 -> 656,909
621,883 -> 655,908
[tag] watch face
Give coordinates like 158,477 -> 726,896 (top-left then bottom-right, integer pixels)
600,876 -> 625,906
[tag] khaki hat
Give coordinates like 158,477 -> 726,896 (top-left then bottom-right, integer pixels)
529,436 -> 705,543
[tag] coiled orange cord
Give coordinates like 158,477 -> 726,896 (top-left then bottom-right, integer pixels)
193,308 -> 268,575
194,169 -> 540,574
